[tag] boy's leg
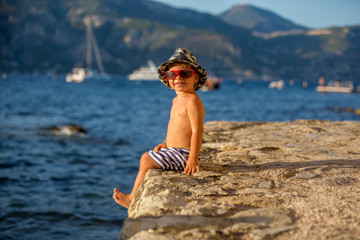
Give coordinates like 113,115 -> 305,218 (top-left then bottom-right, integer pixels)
113,152 -> 160,208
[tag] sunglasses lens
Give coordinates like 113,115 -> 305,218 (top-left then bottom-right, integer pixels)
179,70 -> 193,78
165,71 -> 175,80
165,70 -> 194,80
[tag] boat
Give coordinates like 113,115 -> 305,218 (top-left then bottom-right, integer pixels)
66,68 -> 86,83
66,17 -> 109,83
269,80 -> 284,89
66,68 -> 109,83
316,81 -> 355,93
201,75 -> 222,91
128,60 -> 159,81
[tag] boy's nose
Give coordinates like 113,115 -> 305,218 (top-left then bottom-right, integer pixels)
175,73 -> 182,79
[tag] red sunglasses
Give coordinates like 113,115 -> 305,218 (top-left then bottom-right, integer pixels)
165,69 -> 196,80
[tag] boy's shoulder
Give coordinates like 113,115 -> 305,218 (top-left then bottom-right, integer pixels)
185,93 -> 204,111
176,93 -> 202,103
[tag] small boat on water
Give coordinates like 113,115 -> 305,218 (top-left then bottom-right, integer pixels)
66,17 -> 110,83
269,80 -> 284,89
66,68 -> 109,83
316,81 -> 355,93
128,60 -> 159,81
201,76 -> 221,91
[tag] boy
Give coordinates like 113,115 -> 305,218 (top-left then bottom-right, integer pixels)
113,48 -> 207,208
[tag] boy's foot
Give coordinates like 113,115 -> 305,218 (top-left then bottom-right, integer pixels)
113,188 -> 131,208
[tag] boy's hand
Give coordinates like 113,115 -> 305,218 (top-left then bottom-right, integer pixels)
184,160 -> 199,176
154,143 -> 167,153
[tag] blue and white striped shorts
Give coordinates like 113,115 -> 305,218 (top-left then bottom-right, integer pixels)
148,147 -> 190,171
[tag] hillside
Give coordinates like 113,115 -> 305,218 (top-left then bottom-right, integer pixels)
218,4 -> 308,34
0,0 -> 359,81
0,0 -> 258,75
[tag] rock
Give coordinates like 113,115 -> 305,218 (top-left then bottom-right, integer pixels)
293,172 -> 318,179
249,225 -> 296,240
120,120 -> 360,240
39,124 -> 87,136
256,180 -> 275,189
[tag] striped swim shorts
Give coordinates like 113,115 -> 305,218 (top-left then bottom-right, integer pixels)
148,147 -> 190,171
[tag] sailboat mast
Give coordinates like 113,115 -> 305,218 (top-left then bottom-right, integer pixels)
85,18 -> 92,69
84,17 -> 106,75
89,25 -> 106,75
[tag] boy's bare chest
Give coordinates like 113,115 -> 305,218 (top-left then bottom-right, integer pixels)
169,102 -> 188,121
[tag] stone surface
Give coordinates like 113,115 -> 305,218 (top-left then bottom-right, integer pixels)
120,120 -> 360,240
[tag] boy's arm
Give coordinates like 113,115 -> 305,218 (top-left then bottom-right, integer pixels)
154,137 -> 167,152
154,142 -> 167,152
184,97 -> 205,176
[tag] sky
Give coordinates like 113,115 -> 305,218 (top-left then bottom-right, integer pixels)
150,0 -> 360,29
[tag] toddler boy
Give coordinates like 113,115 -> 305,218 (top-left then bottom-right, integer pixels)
113,48 -> 207,208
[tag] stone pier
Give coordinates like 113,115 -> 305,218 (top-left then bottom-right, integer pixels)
120,120 -> 360,240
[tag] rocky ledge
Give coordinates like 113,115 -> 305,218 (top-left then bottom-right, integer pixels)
120,120 -> 360,240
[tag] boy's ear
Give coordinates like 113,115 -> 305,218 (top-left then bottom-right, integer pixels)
194,73 -> 200,83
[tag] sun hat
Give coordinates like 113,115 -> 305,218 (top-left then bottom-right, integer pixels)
158,48 -> 207,91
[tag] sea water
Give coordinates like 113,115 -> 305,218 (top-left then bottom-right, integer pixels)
1,75 -> 359,239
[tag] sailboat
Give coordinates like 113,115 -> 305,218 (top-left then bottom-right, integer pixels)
66,17 -> 110,83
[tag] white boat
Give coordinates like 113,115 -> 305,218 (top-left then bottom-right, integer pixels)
66,68 -> 109,83
128,60 -> 159,81
66,17 -> 109,83
316,81 -> 355,93
269,80 -> 284,89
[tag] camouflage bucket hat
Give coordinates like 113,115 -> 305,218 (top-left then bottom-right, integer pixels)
158,48 -> 207,91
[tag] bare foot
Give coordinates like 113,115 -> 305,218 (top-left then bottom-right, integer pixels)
113,188 -> 131,208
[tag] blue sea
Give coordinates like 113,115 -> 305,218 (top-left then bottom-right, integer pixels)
1,75 -> 359,240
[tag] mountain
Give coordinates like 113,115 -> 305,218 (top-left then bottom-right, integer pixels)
0,0 -> 359,81
0,0 -> 258,75
219,4 -> 308,34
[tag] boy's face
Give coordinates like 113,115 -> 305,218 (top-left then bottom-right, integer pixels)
167,63 -> 199,93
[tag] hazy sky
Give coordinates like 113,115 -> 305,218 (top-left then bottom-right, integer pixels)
150,0 -> 360,29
